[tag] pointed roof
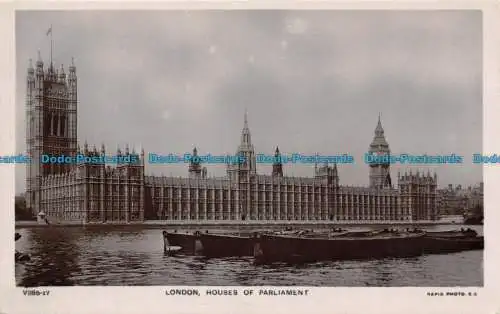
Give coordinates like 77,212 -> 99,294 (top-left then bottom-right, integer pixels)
190,146 -> 201,166
375,113 -> 384,136
273,146 -> 283,167
36,50 -> 43,65
239,110 -> 252,149
69,56 -> 76,73
244,108 -> 248,129
370,114 -> 389,149
58,64 -> 65,77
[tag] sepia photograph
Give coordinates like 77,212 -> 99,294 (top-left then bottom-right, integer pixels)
2,2 -> 499,314
13,9 -> 485,287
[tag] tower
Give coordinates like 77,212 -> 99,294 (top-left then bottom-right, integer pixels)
227,110 -> 257,181
271,146 -> 283,177
226,110 -> 257,220
237,110 -> 257,177
368,114 -> 391,189
25,52 -> 78,214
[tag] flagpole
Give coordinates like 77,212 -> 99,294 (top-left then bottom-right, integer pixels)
50,24 -> 53,67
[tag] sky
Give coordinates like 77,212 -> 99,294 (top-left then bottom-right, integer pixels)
15,10 -> 483,193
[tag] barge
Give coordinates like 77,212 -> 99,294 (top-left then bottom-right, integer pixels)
198,233 -> 256,258
162,228 -> 483,261
422,228 -> 483,254
253,230 -> 427,264
197,228 -> 350,258
163,231 -> 202,255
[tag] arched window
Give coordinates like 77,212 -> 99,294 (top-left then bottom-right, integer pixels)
53,115 -> 59,136
44,112 -> 51,136
60,115 -> 66,137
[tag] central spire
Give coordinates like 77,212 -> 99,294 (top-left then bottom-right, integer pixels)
240,109 -> 252,147
244,108 -> 248,129
234,109 -> 256,175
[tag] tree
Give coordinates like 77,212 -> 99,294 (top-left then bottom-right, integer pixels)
15,196 -> 35,220
472,204 -> 484,216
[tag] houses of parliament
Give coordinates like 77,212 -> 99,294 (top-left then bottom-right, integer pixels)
25,52 -> 439,224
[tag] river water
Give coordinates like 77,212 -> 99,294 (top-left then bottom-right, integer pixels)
14,225 -> 483,287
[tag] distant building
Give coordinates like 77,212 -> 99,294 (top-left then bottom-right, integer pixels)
467,182 -> 484,208
25,52 -> 439,224
437,182 -> 483,216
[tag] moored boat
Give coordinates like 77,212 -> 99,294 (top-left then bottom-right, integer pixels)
253,231 -> 426,264
422,236 -> 483,254
424,228 -> 478,239
422,228 -> 483,254
198,232 -> 257,258
163,230 -> 203,255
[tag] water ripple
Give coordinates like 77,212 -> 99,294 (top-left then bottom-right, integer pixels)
15,226 -> 483,287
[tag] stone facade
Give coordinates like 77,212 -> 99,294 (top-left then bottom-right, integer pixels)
25,52 -> 77,214
25,53 -> 439,224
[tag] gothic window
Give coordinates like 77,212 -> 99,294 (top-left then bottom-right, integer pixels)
53,115 -> 59,136
44,113 -> 51,136
60,115 -> 66,137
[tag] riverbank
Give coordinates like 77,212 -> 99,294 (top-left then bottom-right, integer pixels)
15,219 -> 465,230
15,226 -> 483,286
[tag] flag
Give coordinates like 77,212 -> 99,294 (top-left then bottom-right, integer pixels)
46,26 -> 52,36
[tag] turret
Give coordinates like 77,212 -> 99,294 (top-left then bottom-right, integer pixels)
68,57 -> 77,89
36,50 -> 43,69
188,146 -> 202,178
27,58 -> 34,77
272,146 -> 283,177
58,64 -> 66,83
69,57 -> 76,74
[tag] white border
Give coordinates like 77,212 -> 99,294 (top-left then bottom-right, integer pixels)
1,1 -> 499,314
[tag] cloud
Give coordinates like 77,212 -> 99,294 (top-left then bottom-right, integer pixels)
285,16 -> 309,34
162,110 -> 171,121
15,10 -> 482,192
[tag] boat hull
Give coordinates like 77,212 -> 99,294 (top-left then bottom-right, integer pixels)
254,233 -> 426,264
422,236 -> 484,254
424,230 -> 478,239
199,233 -> 255,258
164,232 -> 201,255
